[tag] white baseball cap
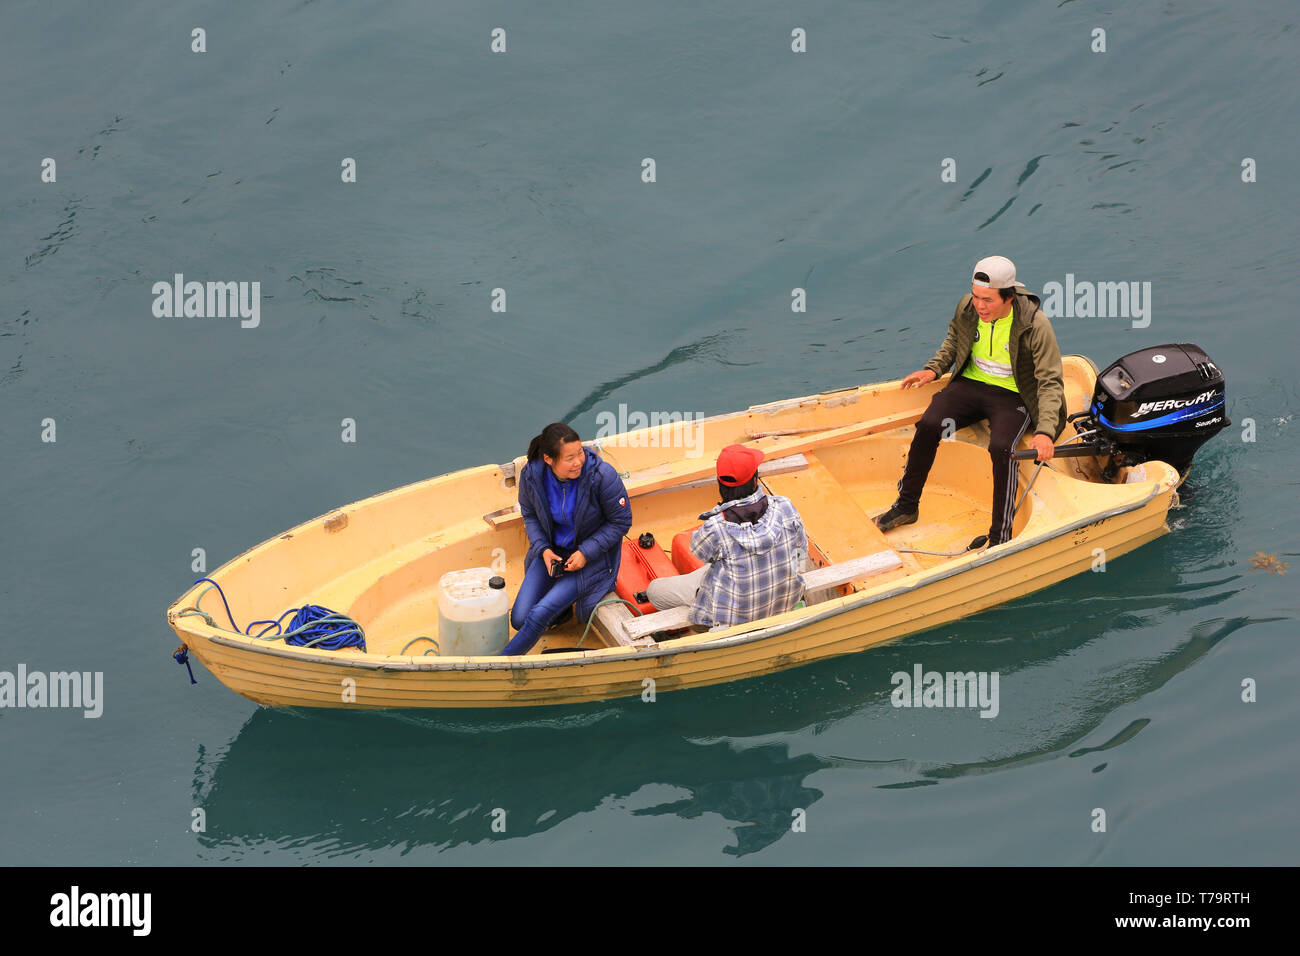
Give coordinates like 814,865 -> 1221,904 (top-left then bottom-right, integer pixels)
972,255 -> 1026,289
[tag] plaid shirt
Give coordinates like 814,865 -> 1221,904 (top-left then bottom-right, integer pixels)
689,490 -> 807,628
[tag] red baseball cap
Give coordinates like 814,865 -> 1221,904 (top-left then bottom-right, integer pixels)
716,444 -> 765,486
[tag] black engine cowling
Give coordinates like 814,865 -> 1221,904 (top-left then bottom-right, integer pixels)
1086,343 -> 1228,476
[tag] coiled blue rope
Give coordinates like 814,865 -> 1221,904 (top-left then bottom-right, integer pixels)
186,577 -> 366,652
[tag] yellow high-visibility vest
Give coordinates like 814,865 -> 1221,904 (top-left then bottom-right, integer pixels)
960,310 -> 1017,392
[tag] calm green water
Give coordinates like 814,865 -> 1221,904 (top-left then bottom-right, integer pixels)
2,0 -> 1297,865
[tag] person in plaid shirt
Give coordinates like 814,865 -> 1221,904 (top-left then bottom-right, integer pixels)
647,445 -> 808,629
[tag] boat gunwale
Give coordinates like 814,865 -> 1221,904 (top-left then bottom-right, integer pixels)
184,478 -> 1168,672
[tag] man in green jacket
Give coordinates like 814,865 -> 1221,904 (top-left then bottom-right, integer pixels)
873,256 -> 1066,548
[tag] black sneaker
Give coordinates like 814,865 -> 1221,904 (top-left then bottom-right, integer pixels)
547,606 -> 574,629
873,502 -> 918,532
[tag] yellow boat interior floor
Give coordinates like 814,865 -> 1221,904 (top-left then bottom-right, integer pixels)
180,356 -> 1161,665
355,429 -> 1027,657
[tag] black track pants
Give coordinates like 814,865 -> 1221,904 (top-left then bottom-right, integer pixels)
896,376 -> 1032,545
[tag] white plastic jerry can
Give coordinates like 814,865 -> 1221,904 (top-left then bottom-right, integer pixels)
436,568 -> 509,656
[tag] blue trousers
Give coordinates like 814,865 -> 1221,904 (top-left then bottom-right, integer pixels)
502,557 -> 581,656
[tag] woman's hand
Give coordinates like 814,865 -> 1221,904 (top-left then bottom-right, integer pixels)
541,548 -> 560,572
564,550 -> 587,572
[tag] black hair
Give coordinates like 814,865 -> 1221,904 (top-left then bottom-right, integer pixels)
527,423 -> 582,463
718,476 -> 759,502
973,271 -> 1016,302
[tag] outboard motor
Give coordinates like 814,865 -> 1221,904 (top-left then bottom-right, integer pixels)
1082,343 -> 1228,478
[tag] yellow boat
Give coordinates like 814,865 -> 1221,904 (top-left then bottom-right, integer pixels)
166,348 -> 1225,710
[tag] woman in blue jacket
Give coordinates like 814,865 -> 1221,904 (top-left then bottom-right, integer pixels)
501,423 -> 633,656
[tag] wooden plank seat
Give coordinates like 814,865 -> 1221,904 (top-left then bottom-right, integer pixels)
484,453 -> 812,528
620,550 -> 904,643
623,605 -> 695,643
635,453 -> 810,500
800,550 -> 904,590
591,592 -> 658,648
